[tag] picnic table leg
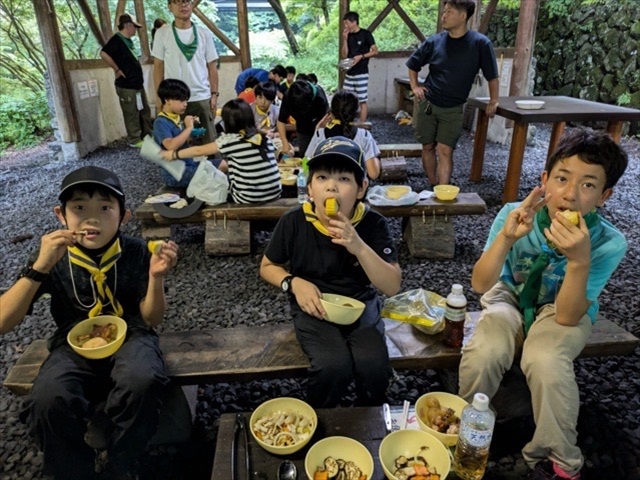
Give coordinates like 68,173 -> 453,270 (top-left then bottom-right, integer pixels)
470,109 -> 489,182
606,121 -> 623,143
547,121 -> 566,159
502,122 -> 529,204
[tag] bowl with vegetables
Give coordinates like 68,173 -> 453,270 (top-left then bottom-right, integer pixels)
304,436 -> 374,480
379,429 -> 451,480
67,315 -> 127,360
415,391 -> 468,447
250,397 -> 317,455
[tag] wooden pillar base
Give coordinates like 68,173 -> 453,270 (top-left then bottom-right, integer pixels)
403,216 -> 455,258
141,225 -> 172,239
205,219 -> 251,255
380,156 -> 408,182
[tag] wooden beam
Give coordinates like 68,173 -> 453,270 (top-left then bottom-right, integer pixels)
33,0 -> 80,142
338,0 -> 349,87
509,0 -> 540,96
478,0 -> 498,35
236,0 -> 251,69
96,0 -> 113,39
77,0 -> 106,46
436,0 -> 444,33
392,1 -> 425,42
470,0 -> 482,31
369,1 -> 394,34
114,0 -> 126,32
193,6 -> 241,56
133,0 -> 150,61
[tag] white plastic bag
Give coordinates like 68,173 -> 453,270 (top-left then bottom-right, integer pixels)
186,159 -> 229,205
366,185 -> 419,206
140,135 -> 186,181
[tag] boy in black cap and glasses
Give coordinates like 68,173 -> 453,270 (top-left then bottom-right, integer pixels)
260,137 -> 402,408
0,166 -> 178,479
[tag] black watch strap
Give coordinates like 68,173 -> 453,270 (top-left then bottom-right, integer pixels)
281,275 -> 294,294
19,265 -> 49,282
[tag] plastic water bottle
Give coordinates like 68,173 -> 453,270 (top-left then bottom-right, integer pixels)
453,393 -> 495,480
297,158 -> 309,204
443,284 -> 467,348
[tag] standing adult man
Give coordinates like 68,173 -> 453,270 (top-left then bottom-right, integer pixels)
341,11 -> 378,123
407,0 -> 499,187
152,0 -> 219,145
100,14 -> 152,148
234,65 -> 286,95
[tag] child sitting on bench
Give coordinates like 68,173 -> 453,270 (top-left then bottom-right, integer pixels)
162,98 -> 282,204
458,130 -> 628,480
251,81 -> 280,137
259,137 -> 402,407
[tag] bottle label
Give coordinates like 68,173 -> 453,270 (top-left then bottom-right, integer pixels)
460,423 -> 493,448
445,305 -> 466,323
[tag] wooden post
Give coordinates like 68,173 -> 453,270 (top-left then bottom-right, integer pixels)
114,0 -> 126,31
470,0 -> 482,31
133,0 -> 150,61
436,1 -> 444,33
96,0 -> 113,39
77,0 -> 106,46
338,0 -> 349,88
237,0 -> 251,69
509,0 -> 540,96
33,0 -> 80,143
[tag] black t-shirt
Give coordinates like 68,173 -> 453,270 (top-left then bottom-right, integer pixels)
101,34 -> 144,90
346,28 -> 376,76
25,235 -> 151,350
264,206 -> 398,301
278,84 -> 329,136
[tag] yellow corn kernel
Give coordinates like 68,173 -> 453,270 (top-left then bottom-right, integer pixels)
325,197 -> 339,216
148,240 -> 163,255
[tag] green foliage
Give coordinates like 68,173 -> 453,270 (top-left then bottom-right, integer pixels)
616,92 -> 631,106
0,92 -> 52,150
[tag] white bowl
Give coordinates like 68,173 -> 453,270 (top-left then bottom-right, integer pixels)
305,436 -> 374,480
379,429 -> 451,480
415,391 -> 469,447
515,100 -> 545,110
320,294 -> 365,325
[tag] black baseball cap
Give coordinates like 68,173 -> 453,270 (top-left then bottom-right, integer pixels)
308,136 -> 365,174
119,13 -> 142,28
59,166 -> 125,201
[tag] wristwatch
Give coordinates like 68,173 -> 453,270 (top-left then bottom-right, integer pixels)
211,91 -> 220,97
19,265 -> 49,282
280,275 -> 294,293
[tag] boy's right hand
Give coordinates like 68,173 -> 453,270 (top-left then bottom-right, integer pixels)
502,185 -> 548,240
32,230 -> 79,273
184,115 -> 199,129
292,278 -> 326,320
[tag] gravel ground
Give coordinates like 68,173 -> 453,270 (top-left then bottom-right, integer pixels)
1,117 -> 639,480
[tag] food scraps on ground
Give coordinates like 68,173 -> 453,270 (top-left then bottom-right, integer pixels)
393,448 -> 440,480
76,323 -> 117,348
314,456 -> 367,480
252,410 -> 314,447
418,397 -> 460,434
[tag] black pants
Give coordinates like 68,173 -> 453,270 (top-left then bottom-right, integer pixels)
20,329 -> 169,479
292,296 -> 391,408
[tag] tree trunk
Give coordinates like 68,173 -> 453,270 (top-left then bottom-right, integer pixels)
509,0 -> 540,96
266,0 -> 299,55
478,0 -> 499,35
321,0 -> 329,25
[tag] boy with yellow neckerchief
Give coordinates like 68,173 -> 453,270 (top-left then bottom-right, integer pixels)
0,166 -> 179,479
260,137 -> 402,408
250,81 -> 279,137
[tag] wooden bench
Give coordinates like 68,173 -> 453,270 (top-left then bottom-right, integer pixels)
134,193 -> 487,258
5,315 -> 637,397
379,143 -> 423,157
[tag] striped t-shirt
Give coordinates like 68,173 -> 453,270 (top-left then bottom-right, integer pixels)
216,132 -> 282,204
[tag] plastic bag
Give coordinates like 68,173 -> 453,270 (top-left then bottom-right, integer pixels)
186,160 -> 229,205
366,185 -> 419,206
140,135 -> 186,181
381,288 -> 446,334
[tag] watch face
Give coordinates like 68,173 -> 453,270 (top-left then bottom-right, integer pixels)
281,278 -> 290,292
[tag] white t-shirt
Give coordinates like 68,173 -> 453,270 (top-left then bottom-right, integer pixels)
305,127 -> 381,162
152,23 -> 219,102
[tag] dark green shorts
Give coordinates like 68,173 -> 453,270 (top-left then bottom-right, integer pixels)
413,99 -> 464,148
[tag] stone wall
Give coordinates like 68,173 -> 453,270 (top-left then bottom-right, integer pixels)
486,0 -> 639,132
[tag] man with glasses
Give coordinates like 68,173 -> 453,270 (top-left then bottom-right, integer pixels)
406,0 -> 499,187
152,0 -> 219,145
100,14 -> 153,148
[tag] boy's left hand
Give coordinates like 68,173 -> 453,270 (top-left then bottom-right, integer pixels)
546,213 -> 591,264
149,240 -> 179,278
328,212 -> 365,255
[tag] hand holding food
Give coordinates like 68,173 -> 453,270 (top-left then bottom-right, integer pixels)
148,240 -> 164,255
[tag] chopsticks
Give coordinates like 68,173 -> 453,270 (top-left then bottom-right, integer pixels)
231,413 -> 250,480
400,400 -> 411,430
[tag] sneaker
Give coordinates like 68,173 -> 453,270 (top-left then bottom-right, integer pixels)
531,460 -> 581,480
129,140 -> 143,148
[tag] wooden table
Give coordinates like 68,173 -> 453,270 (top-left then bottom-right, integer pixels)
211,407 -> 388,480
468,96 -> 640,203
394,76 -> 425,114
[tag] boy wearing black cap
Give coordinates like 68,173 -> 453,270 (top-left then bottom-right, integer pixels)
0,166 -> 179,479
260,137 -> 402,407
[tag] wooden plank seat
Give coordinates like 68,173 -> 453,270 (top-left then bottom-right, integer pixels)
379,143 -> 423,157
134,193 -> 487,258
5,315 -> 638,397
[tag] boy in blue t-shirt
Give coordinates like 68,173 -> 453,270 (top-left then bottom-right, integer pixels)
458,130 -> 628,480
152,79 -> 226,188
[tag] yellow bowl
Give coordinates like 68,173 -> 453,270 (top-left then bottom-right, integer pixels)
433,184 -> 460,201
379,429 -> 451,480
67,315 -> 127,360
320,294 -> 366,325
415,391 -> 468,447
385,185 -> 412,200
305,436 -> 374,480
249,397 -> 317,455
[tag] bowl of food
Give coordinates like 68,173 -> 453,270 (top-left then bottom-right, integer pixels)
515,99 -> 545,110
305,436 -> 374,480
385,185 -> 412,200
250,397 -> 317,455
67,315 -> 127,360
379,429 -> 451,480
433,184 -> 460,202
415,391 -> 468,447
320,294 -> 366,325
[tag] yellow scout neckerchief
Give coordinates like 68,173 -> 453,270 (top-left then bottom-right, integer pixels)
256,106 -> 271,128
68,239 -> 124,317
303,201 -> 368,236
239,129 -> 263,146
158,111 -> 182,127
326,118 -> 341,129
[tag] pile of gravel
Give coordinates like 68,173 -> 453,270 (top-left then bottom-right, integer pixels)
1,116 -> 638,480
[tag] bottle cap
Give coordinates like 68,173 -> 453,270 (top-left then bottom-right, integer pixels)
472,393 -> 490,411
452,284 -> 463,295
